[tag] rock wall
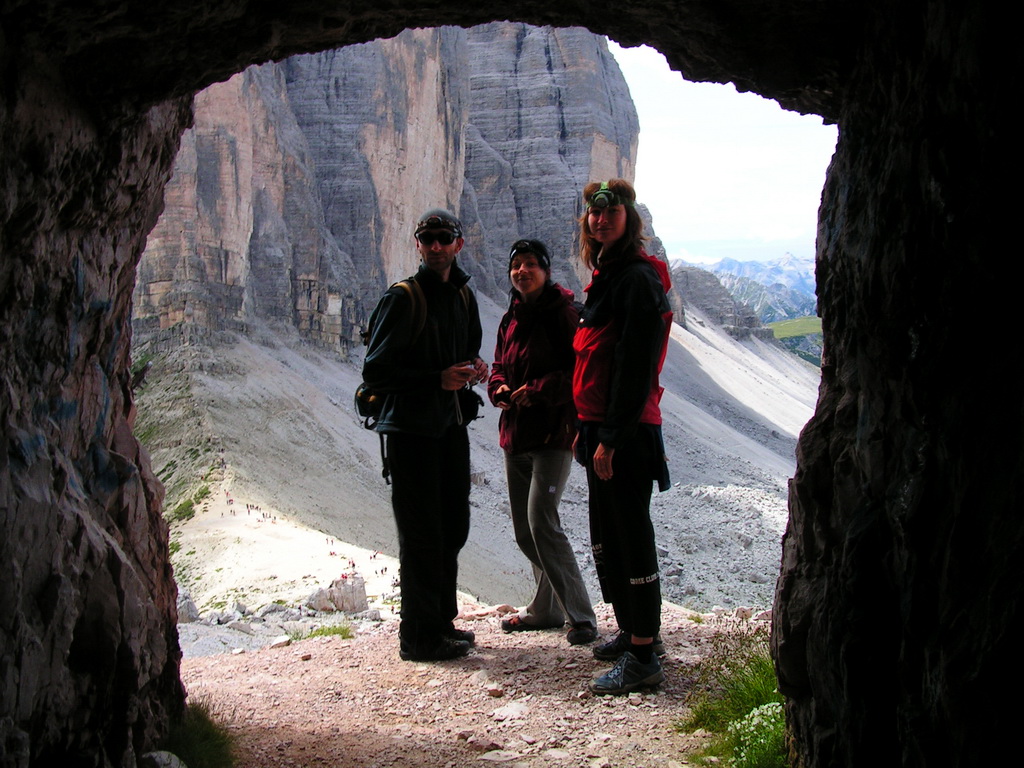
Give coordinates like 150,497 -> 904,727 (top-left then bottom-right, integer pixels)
134,63 -> 357,349
460,23 -> 638,293
1,1 -> 1017,766
771,3 -> 1019,764
0,70 -> 190,768
672,264 -> 759,330
132,24 -> 640,350
279,27 -> 471,313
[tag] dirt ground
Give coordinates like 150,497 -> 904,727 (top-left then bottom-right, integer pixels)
180,601 -> 740,768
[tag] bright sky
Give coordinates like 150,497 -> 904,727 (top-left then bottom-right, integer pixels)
609,42 -> 839,265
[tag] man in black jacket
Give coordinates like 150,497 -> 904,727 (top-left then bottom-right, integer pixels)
362,209 -> 488,661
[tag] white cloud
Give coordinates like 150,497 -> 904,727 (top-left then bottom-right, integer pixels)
610,42 -> 837,263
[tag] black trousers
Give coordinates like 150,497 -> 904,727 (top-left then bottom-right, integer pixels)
582,423 -> 662,639
387,425 -> 471,649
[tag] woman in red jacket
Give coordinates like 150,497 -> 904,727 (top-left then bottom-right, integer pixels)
488,239 -> 598,646
573,179 -> 673,694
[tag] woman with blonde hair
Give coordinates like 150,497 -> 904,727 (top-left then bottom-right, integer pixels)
572,179 -> 673,694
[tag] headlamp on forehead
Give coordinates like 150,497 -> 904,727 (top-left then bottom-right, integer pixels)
587,182 -> 634,210
508,239 -> 551,271
414,208 -> 463,238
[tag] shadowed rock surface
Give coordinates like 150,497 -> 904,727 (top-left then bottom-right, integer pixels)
0,1 -> 1017,766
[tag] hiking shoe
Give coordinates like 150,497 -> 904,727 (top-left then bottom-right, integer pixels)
592,631 -> 666,660
399,637 -> 471,662
445,626 -> 476,646
501,615 -> 561,633
567,623 -> 599,645
590,651 -> 665,695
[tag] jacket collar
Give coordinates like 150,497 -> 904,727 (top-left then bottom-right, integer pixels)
416,260 -> 471,290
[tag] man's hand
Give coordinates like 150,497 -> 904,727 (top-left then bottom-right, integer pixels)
471,357 -> 489,385
441,362 -> 476,391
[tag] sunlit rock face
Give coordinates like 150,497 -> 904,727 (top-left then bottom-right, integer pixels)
133,63 -> 357,349
133,24 -> 638,352
0,1 -> 1015,766
459,23 -> 637,294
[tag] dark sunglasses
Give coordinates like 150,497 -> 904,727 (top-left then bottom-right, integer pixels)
417,231 -> 457,246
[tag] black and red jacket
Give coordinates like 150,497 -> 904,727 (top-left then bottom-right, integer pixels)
573,250 -> 672,449
488,282 -> 578,453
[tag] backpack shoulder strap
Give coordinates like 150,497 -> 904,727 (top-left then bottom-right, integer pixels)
393,278 -> 427,344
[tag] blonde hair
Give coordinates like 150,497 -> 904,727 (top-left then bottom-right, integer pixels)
578,178 -> 645,270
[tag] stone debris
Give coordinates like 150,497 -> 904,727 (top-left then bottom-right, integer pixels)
140,752 -> 188,768
491,701 -> 529,721
180,601 -> 744,765
176,591 -> 200,623
478,750 -> 522,762
225,620 -> 254,634
466,735 -> 504,752
306,573 -> 369,612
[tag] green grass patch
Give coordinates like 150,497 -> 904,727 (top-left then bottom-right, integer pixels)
304,624 -> 354,640
678,621 -> 786,767
135,422 -> 159,445
160,696 -> 236,768
157,460 -> 179,481
193,484 -> 211,503
167,499 -> 195,523
768,316 -> 821,339
130,351 -> 156,378
726,701 -> 786,768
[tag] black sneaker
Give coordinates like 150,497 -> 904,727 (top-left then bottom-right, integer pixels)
567,623 -> 599,645
590,651 -> 665,695
445,626 -> 476,646
399,637 -> 471,662
592,631 -> 666,660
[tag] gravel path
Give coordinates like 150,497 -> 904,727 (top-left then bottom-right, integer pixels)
146,302 -> 815,765
181,602 -> 755,768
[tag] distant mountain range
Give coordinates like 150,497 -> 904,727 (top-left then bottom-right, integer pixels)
696,254 -> 817,323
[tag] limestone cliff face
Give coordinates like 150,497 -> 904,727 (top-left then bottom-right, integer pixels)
135,63 -> 357,349
133,24 -> 639,349
460,24 -> 638,293
280,27 -> 470,305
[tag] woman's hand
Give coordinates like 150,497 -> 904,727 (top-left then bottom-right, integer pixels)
493,384 -> 513,410
509,384 -> 532,408
593,442 -> 615,481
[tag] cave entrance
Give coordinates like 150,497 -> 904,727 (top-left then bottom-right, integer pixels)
131,25 -> 831,617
